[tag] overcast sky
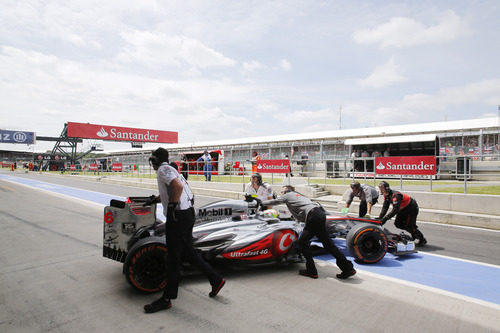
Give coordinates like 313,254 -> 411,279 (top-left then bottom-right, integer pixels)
1,0 -> 500,153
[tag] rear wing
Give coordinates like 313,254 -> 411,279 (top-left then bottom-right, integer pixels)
103,197 -> 156,262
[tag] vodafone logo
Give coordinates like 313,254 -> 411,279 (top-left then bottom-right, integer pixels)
278,232 -> 296,251
97,127 -> 109,138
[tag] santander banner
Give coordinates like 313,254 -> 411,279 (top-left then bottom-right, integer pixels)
67,122 -> 178,143
111,163 -> 123,172
256,159 -> 290,173
375,156 -> 436,175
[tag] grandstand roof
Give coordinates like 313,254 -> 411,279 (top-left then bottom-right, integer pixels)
106,116 -> 500,153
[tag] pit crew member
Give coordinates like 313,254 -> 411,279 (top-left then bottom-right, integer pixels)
345,181 -> 379,218
245,173 -> 274,201
143,148 -> 225,313
263,185 -> 356,280
377,181 -> 427,246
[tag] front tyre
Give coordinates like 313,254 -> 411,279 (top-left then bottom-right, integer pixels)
346,223 -> 387,263
123,236 -> 167,293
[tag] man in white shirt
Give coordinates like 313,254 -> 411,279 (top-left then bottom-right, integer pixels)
144,148 -> 225,313
245,173 -> 274,201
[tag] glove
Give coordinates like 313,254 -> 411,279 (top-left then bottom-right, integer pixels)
167,202 -> 179,223
143,195 -> 158,206
380,217 -> 388,225
340,208 -> 349,215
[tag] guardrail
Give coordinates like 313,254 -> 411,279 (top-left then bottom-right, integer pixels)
28,153 -> 500,194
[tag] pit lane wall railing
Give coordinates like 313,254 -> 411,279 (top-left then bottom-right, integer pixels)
61,153 -> 500,194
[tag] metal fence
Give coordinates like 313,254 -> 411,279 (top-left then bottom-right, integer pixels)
72,153 -> 500,194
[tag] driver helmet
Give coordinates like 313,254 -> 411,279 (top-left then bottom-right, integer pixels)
262,209 -> 279,218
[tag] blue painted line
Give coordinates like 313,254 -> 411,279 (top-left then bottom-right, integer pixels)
2,174 -> 499,305
316,239 -> 500,306
0,174 -> 165,219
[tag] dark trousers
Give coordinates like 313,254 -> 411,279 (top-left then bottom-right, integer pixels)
163,208 -> 222,299
394,200 -> 423,239
296,207 -> 353,274
359,198 -> 378,217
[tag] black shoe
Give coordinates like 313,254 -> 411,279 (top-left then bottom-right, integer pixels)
416,237 -> 427,247
299,269 -> 318,279
209,279 -> 225,297
336,269 -> 356,279
144,297 -> 172,313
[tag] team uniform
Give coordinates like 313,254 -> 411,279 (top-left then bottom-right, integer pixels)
346,184 -> 379,217
245,181 -> 273,201
378,190 -> 426,244
156,163 -> 223,300
263,191 -> 355,278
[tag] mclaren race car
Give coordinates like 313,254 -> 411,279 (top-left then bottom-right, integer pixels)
103,196 -> 302,292
103,196 -> 417,292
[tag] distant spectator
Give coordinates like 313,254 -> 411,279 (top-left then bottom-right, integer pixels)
197,150 -> 212,181
181,157 -> 189,180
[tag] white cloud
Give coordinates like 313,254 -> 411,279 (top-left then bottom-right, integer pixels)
358,57 -> 407,88
117,30 -> 236,69
401,79 -> 500,110
353,10 -> 470,48
242,60 -> 266,73
280,59 -> 292,71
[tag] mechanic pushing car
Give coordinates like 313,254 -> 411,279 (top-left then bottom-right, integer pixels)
377,181 -> 427,246
143,147 -> 225,313
244,173 -> 274,201
263,185 -> 356,280
345,181 -> 379,218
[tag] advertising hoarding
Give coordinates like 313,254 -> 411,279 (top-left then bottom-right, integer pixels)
256,159 -> 290,173
66,122 -> 177,143
375,156 -> 436,176
0,130 -> 36,144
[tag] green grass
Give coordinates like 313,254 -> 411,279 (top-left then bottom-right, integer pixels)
432,186 -> 500,195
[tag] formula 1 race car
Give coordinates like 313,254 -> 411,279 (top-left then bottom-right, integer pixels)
195,196 -> 417,262
103,196 -> 302,293
103,196 -> 417,292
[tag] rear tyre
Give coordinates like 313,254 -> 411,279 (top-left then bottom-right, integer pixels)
124,236 -> 167,293
346,223 -> 387,263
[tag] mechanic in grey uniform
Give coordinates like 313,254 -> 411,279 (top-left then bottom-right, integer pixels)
263,185 -> 356,279
144,148 -> 225,313
345,181 -> 379,217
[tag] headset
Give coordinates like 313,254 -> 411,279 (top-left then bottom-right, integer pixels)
149,148 -> 169,169
350,181 -> 361,190
251,173 -> 263,186
378,181 -> 391,192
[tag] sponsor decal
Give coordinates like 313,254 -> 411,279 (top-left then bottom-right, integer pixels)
256,159 -> 290,173
375,156 -> 436,175
66,122 -> 178,143
222,230 -> 296,260
122,223 -> 136,235
198,207 -> 232,218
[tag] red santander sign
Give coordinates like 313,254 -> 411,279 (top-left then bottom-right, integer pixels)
256,159 -> 290,173
375,156 -> 436,175
67,122 -> 178,143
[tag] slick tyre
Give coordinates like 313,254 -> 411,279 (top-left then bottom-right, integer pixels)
346,223 -> 387,263
124,236 -> 167,293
